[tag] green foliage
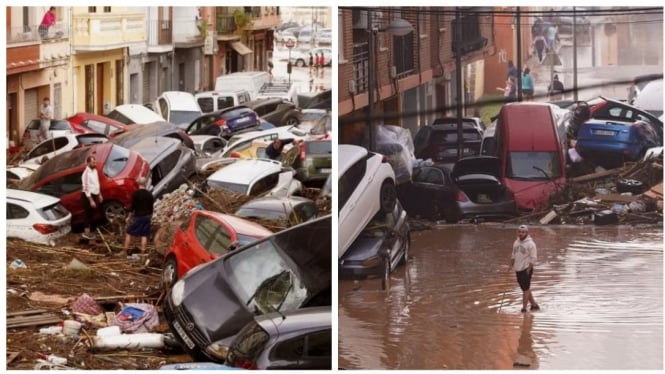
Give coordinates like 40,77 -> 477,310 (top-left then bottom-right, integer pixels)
232,9 -> 253,35
477,94 -> 504,125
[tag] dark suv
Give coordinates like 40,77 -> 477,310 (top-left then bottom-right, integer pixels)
186,106 -> 261,139
164,215 -> 331,363
414,118 -> 484,166
245,98 -> 301,127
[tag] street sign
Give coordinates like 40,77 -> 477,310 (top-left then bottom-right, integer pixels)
285,39 -> 295,49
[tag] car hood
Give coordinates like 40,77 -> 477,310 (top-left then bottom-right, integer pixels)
452,156 -> 502,180
181,260 -> 255,344
503,177 -> 565,211
340,234 -> 385,262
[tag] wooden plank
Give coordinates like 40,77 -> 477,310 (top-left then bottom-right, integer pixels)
592,194 -> 640,203
7,310 -> 62,329
6,309 -> 49,317
6,351 -> 20,364
570,167 -> 624,183
7,318 -> 62,329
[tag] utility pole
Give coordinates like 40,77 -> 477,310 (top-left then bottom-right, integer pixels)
455,7 -> 463,161
516,7 -> 522,102
367,8 -> 375,151
573,6 -> 578,102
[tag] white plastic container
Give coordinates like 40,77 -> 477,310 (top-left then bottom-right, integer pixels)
96,325 -> 122,337
62,320 -> 81,336
39,326 -> 63,335
94,333 -> 165,350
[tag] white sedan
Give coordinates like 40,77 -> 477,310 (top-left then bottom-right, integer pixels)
206,158 -> 302,198
7,189 -> 72,246
338,144 -> 397,258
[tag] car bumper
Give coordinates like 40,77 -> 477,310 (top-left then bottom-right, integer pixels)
457,200 -> 517,220
163,296 -> 215,362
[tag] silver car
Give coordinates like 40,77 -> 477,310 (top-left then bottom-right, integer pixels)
128,137 -> 196,199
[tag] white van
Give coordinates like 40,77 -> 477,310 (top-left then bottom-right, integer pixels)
255,82 -> 300,106
106,104 -> 165,125
195,89 -> 252,114
214,72 -> 271,100
153,91 -> 202,128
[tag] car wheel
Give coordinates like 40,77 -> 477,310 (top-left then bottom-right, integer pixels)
162,256 -> 178,289
103,201 -> 126,223
616,178 -> 645,195
381,256 -> 391,290
594,210 -> 618,225
380,180 -> 397,214
296,59 -> 306,67
284,116 -> 299,127
400,234 -> 411,265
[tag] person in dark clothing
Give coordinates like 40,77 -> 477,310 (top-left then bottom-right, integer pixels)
123,177 -> 154,255
265,138 -> 303,160
507,60 -> 518,80
548,74 -> 564,100
309,52 -> 314,76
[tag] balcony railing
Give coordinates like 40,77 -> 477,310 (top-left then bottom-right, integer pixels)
7,23 -> 70,45
352,43 -> 369,94
72,13 -> 145,49
216,15 -> 236,35
147,19 -> 172,45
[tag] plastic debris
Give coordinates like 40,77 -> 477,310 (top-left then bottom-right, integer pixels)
9,259 -> 26,270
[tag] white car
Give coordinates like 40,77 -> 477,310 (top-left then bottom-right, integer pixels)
106,104 -> 165,125
7,189 -> 72,246
289,48 -> 332,67
206,158 -> 302,198
22,119 -> 75,149
18,133 -> 108,170
221,126 -> 311,158
338,144 -> 397,258
190,135 -> 227,158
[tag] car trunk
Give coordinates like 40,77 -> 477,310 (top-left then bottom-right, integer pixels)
452,156 -> 511,203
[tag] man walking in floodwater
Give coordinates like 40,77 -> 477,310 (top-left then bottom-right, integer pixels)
510,225 -> 540,313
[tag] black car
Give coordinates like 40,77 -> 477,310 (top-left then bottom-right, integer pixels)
339,200 -> 410,290
110,122 -> 195,151
226,306 -> 331,370
186,106 -> 261,139
413,118 -> 484,167
245,98 -> 301,127
164,215 -> 331,363
397,157 -> 517,223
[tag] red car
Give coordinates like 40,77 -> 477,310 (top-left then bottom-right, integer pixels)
162,211 -> 272,288
66,112 -> 132,137
18,143 -> 151,226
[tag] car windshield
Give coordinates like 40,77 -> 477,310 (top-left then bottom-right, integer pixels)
236,207 -> 288,221
507,151 -> 562,180
103,145 -> 130,178
207,180 -> 249,194
170,111 -> 201,126
226,240 -> 308,314
19,147 -> 90,189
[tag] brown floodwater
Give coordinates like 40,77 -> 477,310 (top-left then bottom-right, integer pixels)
338,224 -> 663,370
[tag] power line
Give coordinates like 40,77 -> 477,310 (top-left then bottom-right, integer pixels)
338,76 -> 664,126
339,6 -> 663,17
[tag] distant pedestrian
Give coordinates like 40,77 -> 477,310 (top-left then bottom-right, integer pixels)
548,74 -> 564,100
265,138 -> 303,160
318,53 -> 325,78
81,156 -> 103,240
532,35 -> 547,63
123,177 -> 154,256
314,52 -> 320,76
546,24 -> 557,50
39,6 -> 56,39
267,60 -> 274,77
521,68 -> 534,101
308,52 -> 314,76
497,77 -> 516,102
39,97 -> 53,142
507,60 -> 518,80
510,225 -> 540,313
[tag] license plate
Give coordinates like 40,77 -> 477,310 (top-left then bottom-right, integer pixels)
319,168 -> 331,173
593,129 -> 615,136
173,320 -> 196,349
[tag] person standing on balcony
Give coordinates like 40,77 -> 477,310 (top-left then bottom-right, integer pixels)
39,7 -> 56,40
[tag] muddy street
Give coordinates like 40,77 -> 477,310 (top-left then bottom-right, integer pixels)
338,224 -> 663,370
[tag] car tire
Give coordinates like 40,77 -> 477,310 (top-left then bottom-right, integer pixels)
380,180 -> 397,214
284,116 -> 299,127
162,255 -> 178,289
103,200 -> 126,223
400,234 -> 411,265
381,256 -> 391,290
616,178 -> 645,195
296,59 -> 306,67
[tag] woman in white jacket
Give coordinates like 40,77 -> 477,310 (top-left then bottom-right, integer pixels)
510,225 -> 541,313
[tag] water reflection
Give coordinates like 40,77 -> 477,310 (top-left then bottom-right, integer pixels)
339,225 -> 663,370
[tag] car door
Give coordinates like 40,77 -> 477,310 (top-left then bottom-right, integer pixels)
151,149 -> 182,198
297,329 -> 331,369
412,167 -> 455,219
35,172 -> 85,220
184,214 -> 227,272
24,137 -> 70,164
413,126 -> 432,159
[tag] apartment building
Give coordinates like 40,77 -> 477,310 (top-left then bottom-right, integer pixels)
338,7 -> 495,146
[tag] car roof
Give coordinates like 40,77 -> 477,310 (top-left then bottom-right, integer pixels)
111,104 -> 164,122
68,112 -> 126,126
128,137 -> 181,164
7,188 -> 61,208
113,122 -> 180,140
207,159 -> 283,185
338,144 -> 369,176
199,211 -> 273,237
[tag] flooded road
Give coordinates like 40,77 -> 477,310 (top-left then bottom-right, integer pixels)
338,224 -> 663,370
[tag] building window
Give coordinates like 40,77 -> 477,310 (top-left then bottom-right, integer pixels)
103,6 -> 111,13
393,32 -> 415,77
352,43 -> 368,93
88,7 -> 96,13
452,12 -> 487,55
338,10 -> 344,61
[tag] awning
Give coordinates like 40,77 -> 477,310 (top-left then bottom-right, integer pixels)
230,41 -> 253,56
